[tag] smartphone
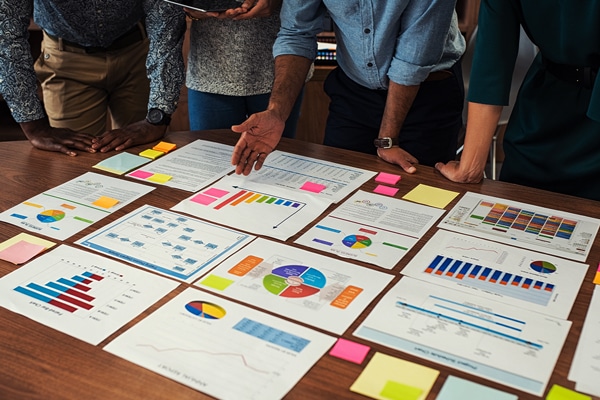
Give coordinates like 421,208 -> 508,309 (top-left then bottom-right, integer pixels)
163,0 -> 244,12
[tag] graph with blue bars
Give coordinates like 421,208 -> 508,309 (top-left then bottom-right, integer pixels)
424,255 -> 554,306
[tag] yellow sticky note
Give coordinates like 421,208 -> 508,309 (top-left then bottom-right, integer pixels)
148,173 -> 172,183
546,384 -> 591,400
153,141 -> 177,153
350,352 -> 439,400
402,183 -> 459,209
92,196 -> 120,209
139,149 -> 164,159
0,232 -> 55,252
200,274 -> 234,291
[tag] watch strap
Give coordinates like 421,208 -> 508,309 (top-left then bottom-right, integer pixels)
373,137 -> 399,149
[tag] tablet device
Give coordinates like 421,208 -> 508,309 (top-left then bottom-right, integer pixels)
164,0 -> 243,12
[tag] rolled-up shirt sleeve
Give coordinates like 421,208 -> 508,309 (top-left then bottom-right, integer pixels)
0,1 -> 47,123
143,0 -> 186,114
273,0 -> 325,62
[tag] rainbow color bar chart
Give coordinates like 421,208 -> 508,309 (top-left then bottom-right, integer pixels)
477,202 -> 577,240
211,189 -> 303,211
14,270 -> 102,313
424,255 -> 554,306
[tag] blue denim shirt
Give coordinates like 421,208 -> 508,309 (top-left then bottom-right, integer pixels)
274,0 -> 465,90
0,0 -> 185,123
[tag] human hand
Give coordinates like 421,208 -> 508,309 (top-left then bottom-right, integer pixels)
230,110 -> 284,175
232,0 -> 281,19
91,120 -> 166,153
434,160 -> 484,183
376,147 -> 419,174
20,119 -> 95,156
183,7 -> 219,20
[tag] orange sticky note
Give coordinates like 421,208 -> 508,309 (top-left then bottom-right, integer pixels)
153,141 -> 177,153
92,196 -> 120,209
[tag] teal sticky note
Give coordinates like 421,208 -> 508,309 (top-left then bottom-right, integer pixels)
437,376 -> 518,400
94,152 -> 150,175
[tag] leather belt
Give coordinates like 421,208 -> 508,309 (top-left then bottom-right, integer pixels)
542,56 -> 598,89
45,22 -> 146,54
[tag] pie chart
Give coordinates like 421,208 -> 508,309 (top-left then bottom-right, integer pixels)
185,301 -> 226,319
37,209 -> 66,223
530,260 -> 556,274
342,234 -> 372,249
263,264 -> 327,298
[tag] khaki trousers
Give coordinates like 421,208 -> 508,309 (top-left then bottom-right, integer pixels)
35,32 -> 150,135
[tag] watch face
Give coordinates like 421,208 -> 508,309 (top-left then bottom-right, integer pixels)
147,108 -> 164,124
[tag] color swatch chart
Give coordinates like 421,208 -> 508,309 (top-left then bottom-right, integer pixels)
424,255 -> 554,306
439,192 -> 600,262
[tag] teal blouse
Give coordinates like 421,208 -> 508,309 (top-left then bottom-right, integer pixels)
468,0 -> 600,201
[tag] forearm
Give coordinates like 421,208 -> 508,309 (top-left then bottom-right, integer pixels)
460,102 -> 503,175
379,80 -> 420,138
268,55 -> 313,122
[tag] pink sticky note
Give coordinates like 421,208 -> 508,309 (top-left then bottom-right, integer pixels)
329,338 -> 371,364
204,188 -> 229,198
300,181 -> 327,193
375,172 -> 401,185
0,240 -> 46,264
374,184 -> 399,196
190,193 -> 218,206
130,170 -> 154,179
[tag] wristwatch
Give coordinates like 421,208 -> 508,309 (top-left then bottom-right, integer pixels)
146,108 -> 172,126
373,137 -> 399,149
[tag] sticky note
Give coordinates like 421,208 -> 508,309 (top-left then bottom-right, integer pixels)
437,376 -> 517,400
204,188 -> 230,198
593,263 -> 600,285
329,338 -> 370,365
375,172 -> 401,185
0,240 -> 47,264
92,196 -> 120,209
402,183 -> 459,209
191,193 -> 218,206
380,381 -> 422,400
93,152 -> 149,175
350,352 -> 439,400
153,141 -> 177,153
147,173 -> 172,183
139,149 -> 164,159
373,184 -> 399,196
129,170 -> 154,179
200,274 -> 234,291
300,181 -> 327,193
0,232 -> 55,253
546,384 -> 591,400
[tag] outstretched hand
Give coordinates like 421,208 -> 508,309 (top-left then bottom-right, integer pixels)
21,120 -> 96,156
231,110 -> 285,175
376,147 -> 419,174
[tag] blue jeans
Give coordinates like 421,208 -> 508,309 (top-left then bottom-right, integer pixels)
187,89 -> 304,139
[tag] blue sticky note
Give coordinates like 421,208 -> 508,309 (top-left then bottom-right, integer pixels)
436,376 -> 518,400
93,152 -> 150,175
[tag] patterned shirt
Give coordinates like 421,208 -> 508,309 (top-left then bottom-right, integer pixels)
0,0 -> 186,123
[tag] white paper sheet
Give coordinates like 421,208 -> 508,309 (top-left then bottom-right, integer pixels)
0,245 -> 178,345
126,139 -> 235,192
195,238 -> 394,334
246,150 -> 376,203
354,277 -> 571,396
568,285 -> 600,397
295,190 -> 445,269
172,174 -> 332,241
76,205 -> 255,282
0,172 -> 154,240
401,230 -> 589,319
438,192 -> 600,262
104,288 -> 336,400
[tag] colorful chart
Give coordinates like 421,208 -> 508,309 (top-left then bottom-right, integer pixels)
342,234 -> 372,249
263,265 -> 326,298
37,209 -> 66,223
185,301 -> 226,319
530,260 -> 556,274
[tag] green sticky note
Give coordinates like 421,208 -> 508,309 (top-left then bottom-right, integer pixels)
200,274 -> 234,291
380,380 -> 422,400
546,384 -> 591,400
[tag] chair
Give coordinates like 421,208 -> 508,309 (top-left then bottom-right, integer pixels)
460,26 -> 538,179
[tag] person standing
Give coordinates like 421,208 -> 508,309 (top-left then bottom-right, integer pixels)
435,0 -> 600,201
230,0 -> 465,176
0,0 -> 186,156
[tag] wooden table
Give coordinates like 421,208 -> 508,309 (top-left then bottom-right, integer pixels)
1,130 -> 598,400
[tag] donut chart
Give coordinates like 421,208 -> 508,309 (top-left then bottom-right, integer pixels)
342,234 -> 372,249
185,301 -> 226,319
530,260 -> 556,274
37,209 -> 66,223
263,265 -> 326,298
